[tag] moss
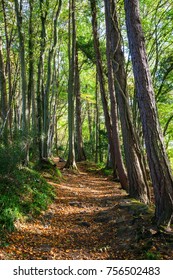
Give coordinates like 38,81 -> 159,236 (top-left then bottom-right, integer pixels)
0,166 -> 56,233
34,159 -> 62,181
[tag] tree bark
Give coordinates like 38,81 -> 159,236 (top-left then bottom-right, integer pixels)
28,0 -> 36,136
104,0 -> 150,203
124,0 -> 173,226
37,0 -> 47,160
95,73 -> 99,163
90,0 -> 128,188
0,36 -> 8,143
1,0 -> 12,139
65,0 -> 77,169
75,47 -> 86,162
14,0 -> 27,135
43,0 -> 62,159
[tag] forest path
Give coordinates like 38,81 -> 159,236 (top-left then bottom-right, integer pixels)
1,160 -> 172,259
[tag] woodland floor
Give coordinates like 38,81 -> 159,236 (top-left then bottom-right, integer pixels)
0,159 -> 173,260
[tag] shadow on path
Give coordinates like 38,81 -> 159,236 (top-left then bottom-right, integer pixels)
1,161 -> 173,260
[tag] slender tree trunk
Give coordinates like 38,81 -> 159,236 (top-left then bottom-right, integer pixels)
28,0 -> 37,159
37,0 -> 47,161
1,0 -> 12,139
75,47 -> 86,161
90,0 -> 127,188
14,0 -> 27,136
104,0 -> 128,187
28,0 -> 36,136
124,0 -> 173,226
95,73 -> 99,163
43,0 -> 62,159
0,36 -> 8,143
87,100 -> 93,150
47,54 -> 59,157
12,62 -> 19,135
104,0 -> 150,203
65,0 -> 77,169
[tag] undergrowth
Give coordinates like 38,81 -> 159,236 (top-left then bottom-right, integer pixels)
0,167 -> 56,233
34,158 -> 62,180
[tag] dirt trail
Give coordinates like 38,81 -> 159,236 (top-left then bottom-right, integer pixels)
1,160 -> 173,259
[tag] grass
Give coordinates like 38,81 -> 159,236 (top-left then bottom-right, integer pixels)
0,166 -> 57,233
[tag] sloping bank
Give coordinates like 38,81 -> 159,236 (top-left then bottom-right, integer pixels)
0,159 -> 61,235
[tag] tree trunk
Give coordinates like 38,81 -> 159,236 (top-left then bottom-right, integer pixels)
37,0 -> 48,161
90,0 -> 127,188
1,0 -> 12,139
43,0 -> 62,159
28,0 -> 36,140
95,73 -> 99,163
0,36 -> 8,143
124,0 -> 173,226
104,0 -> 129,187
86,100 -> 94,154
75,47 -> 86,162
104,0 -> 150,203
47,54 -> 59,157
65,0 -> 77,169
14,0 -> 27,136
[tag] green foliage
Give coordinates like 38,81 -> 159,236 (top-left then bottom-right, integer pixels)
35,158 -> 62,179
0,143 -> 25,175
82,127 -> 108,163
77,37 -> 95,63
168,148 -> 173,170
0,167 -> 56,233
87,162 -> 113,176
158,98 -> 173,168
102,168 -> 113,176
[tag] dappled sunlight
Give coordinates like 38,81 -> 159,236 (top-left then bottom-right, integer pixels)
1,162 -> 173,260
1,163 -> 126,259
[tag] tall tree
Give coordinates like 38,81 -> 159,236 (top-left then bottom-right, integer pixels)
0,35 -> 8,143
28,0 -> 36,136
14,0 -> 30,165
37,0 -> 48,160
14,0 -> 27,135
95,73 -> 100,163
43,0 -> 62,159
75,47 -> 86,161
124,0 -> 173,226
104,0 -> 150,203
90,0 -> 128,188
1,0 -> 12,139
65,0 -> 77,169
